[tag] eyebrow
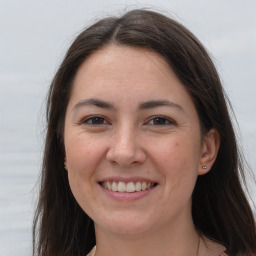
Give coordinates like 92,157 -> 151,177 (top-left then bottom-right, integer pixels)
72,98 -> 184,113
72,98 -> 115,111
139,100 -> 184,113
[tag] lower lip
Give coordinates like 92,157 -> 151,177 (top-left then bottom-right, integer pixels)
99,184 -> 157,201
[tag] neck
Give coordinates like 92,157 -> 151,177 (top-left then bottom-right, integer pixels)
94,216 -> 199,256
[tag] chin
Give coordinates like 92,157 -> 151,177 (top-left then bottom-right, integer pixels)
95,214 -> 155,237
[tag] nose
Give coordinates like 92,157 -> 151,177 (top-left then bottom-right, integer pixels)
106,125 -> 146,167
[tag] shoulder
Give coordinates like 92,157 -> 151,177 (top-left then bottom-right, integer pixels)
201,237 -> 255,256
200,235 -> 227,256
87,246 -> 96,256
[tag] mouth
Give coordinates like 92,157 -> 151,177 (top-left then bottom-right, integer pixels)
99,181 -> 158,193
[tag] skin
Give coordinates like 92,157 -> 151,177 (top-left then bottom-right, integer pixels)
64,45 -> 220,256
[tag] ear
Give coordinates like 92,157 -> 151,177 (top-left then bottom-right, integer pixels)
198,129 -> 220,175
64,156 -> 68,171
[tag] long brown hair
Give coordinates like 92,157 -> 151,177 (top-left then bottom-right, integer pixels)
33,9 -> 256,256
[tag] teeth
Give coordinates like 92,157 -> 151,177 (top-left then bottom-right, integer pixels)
117,181 -> 126,192
112,181 -> 118,192
126,182 -> 135,192
101,181 -> 154,193
141,182 -> 147,191
135,181 -> 141,191
107,181 -> 112,190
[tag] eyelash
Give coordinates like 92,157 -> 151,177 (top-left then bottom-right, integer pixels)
145,116 -> 176,126
80,115 -> 109,126
80,115 -> 175,127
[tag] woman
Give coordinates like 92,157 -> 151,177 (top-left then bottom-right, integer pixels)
33,9 -> 256,256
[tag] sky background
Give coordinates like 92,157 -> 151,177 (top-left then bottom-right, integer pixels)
0,0 -> 255,255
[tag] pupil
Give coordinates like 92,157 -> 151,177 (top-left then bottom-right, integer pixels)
93,117 -> 104,124
154,117 -> 165,125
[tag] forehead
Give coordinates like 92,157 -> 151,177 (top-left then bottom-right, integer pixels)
75,45 -> 172,82
72,46 -> 183,93
68,45 -> 196,113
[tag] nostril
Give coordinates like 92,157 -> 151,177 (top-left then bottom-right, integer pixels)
106,145 -> 147,167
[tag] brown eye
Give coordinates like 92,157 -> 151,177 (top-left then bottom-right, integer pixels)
146,116 -> 175,126
81,116 -> 108,125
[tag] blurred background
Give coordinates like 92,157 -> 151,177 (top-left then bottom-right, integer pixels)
0,0 -> 255,255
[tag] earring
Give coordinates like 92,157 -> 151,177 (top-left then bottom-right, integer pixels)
202,166 -> 207,169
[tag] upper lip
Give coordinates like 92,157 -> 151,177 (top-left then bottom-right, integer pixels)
98,176 -> 158,184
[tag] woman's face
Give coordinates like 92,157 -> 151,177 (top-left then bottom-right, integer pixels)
64,46 -> 213,236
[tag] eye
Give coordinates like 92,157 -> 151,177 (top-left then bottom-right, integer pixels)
80,116 -> 109,125
146,116 -> 175,126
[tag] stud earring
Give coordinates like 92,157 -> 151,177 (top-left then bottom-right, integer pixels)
202,166 -> 207,169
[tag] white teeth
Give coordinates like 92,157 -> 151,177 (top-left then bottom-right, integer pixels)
102,181 -> 154,193
117,181 -> 126,192
112,181 -> 118,192
135,181 -> 141,191
126,182 -> 135,193
141,182 -> 147,191
107,181 -> 112,190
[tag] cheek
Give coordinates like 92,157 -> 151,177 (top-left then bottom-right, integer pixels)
65,134 -> 100,173
149,135 -> 200,188
152,138 -> 199,168
65,136 -> 100,213
64,136 -> 100,197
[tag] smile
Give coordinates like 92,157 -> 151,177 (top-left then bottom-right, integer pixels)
100,181 -> 156,193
